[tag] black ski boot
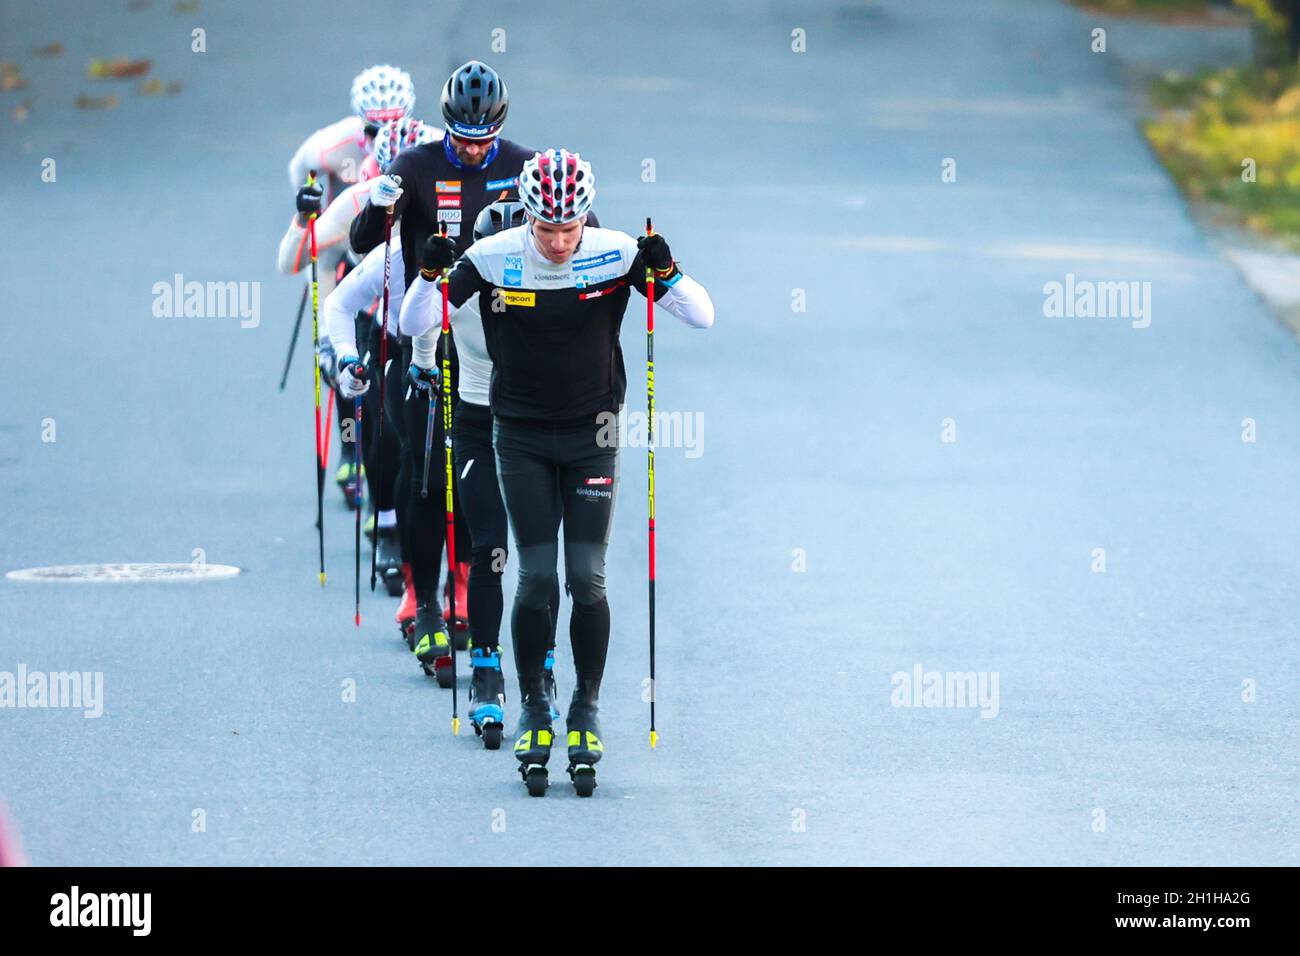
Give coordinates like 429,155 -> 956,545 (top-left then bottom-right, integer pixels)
513,675 -> 553,797
412,603 -> 453,688
566,679 -> 603,798
376,525 -> 404,597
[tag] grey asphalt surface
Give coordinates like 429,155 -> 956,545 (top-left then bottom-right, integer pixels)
1,0 -> 1297,866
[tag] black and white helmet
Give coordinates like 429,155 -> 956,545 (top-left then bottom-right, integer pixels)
473,200 -> 528,241
518,149 -> 595,224
351,65 -> 415,125
440,60 -> 508,140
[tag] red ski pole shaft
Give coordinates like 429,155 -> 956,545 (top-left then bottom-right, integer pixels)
646,216 -> 658,749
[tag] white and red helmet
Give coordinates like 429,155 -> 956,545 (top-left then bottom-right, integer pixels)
518,148 -> 596,224
350,64 -> 415,125
373,117 -> 437,173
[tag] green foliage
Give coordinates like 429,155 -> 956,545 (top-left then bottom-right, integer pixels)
1146,64 -> 1300,238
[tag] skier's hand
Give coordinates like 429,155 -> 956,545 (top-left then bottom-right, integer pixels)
369,174 -> 404,209
406,363 -> 440,392
337,355 -> 370,398
637,233 -> 676,273
316,338 -> 337,385
420,233 -> 456,276
296,181 -> 323,221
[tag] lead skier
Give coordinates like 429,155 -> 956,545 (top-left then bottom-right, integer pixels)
401,149 -> 714,794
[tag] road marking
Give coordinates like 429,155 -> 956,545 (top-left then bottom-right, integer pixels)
5,563 -> 241,583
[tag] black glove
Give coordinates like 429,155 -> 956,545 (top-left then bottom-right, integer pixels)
420,233 -> 456,276
637,233 -> 675,273
296,181 -> 323,219
406,362 -> 440,391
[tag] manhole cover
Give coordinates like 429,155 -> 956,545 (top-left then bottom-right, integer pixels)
5,563 -> 241,583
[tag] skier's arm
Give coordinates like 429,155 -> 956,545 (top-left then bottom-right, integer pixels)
399,235 -> 484,336
323,247 -> 386,357
276,180 -> 326,275
628,235 -> 715,329
350,151 -> 415,255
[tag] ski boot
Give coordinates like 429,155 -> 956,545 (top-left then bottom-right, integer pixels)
543,647 -> 561,721
412,604 -> 454,688
443,560 -> 471,650
394,563 -> 417,648
376,526 -> 404,597
468,646 -> 506,750
513,683 -> 553,797
566,681 -> 603,798
335,461 -> 365,510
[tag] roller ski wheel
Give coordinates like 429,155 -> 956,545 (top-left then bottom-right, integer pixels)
523,765 -> 548,797
433,656 -> 454,689
566,687 -> 603,797
383,572 -> 405,598
469,647 -> 506,750
568,764 -> 597,797
513,692 -> 553,797
402,619 -> 416,651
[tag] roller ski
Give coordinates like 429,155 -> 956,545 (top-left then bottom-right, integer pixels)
412,604 -> 454,688
513,680 -> 553,797
336,460 -> 365,511
394,563 -> 417,648
468,647 -> 506,750
565,681 -> 603,798
443,560 -> 471,650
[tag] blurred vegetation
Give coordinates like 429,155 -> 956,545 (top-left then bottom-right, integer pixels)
1072,0 -> 1219,15
1146,66 -> 1300,238
1143,3 -> 1300,240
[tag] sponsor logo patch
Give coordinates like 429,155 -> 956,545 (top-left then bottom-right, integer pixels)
503,255 -> 523,287
486,176 -> 518,191
497,289 -> 535,307
435,181 -> 462,193
578,280 -> 626,301
585,476 -> 613,486
437,209 -> 462,222
573,250 -> 622,272
444,223 -> 461,238
437,196 -> 460,208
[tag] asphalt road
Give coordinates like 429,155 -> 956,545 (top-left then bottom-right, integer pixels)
1,0 -> 1296,865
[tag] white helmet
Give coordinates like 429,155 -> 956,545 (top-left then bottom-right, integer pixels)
373,117 -> 437,172
350,65 -> 415,124
518,148 -> 596,224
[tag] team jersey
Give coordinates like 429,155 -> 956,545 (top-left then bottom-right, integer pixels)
399,266 -> 497,408
350,135 -> 538,290
323,239 -> 406,358
400,224 -> 714,423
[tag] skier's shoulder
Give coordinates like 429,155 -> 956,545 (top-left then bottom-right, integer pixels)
465,224 -> 527,265
310,114 -> 364,147
495,139 -> 537,168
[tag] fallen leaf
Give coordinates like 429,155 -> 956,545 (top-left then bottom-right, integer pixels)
75,93 -> 119,110
33,42 -> 63,58
87,57 -> 152,79
137,77 -> 163,95
1,74 -> 26,92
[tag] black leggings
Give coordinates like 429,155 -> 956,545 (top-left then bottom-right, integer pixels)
361,321 -> 402,514
453,402 -> 559,652
397,358 -> 445,604
493,415 -> 618,695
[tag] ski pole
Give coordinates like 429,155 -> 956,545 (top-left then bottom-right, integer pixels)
645,216 -> 658,749
308,170 -> 326,587
279,283 -> 308,391
420,387 -> 435,499
440,223 -> 460,736
369,179 -> 400,591
353,389 -> 363,626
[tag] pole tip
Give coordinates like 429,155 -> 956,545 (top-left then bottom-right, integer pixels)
452,717 -> 461,736
354,613 -> 361,628
319,572 -> 326,587
649,730 -> 659,749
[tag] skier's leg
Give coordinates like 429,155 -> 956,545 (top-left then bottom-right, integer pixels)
558,418 -> 619,777
402,373 -> 449,669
